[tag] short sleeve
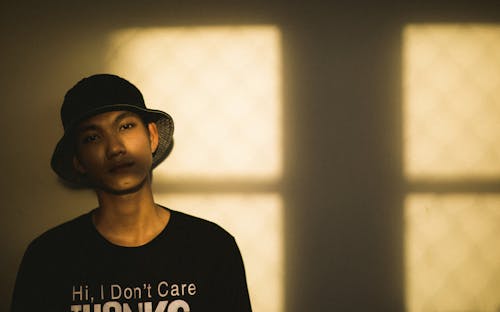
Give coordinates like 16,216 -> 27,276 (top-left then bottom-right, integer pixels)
11,241 -> 46,312
212,236 -> 253,312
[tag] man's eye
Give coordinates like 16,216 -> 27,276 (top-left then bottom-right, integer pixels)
120,123 -> 135,130
82,134 -> 99,144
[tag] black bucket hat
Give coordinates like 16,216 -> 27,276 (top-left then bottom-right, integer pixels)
51,74 -> 174,185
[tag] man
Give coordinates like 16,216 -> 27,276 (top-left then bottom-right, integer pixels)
11,74 -> 252,311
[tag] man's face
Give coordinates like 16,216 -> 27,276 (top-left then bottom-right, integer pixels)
73,110 -> 159,194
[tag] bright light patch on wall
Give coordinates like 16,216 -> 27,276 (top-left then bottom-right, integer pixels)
406,194 -> 500,311
155,193 -> 284,312
106,26 -> 284,312
106,26 -> 282,181
404,24 -> 500,181
404,24 -> 500,312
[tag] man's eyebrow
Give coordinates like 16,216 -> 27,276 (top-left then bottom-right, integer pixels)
114,111 -> 141,124
77,123 -> 98,133
76,111 -> 141,133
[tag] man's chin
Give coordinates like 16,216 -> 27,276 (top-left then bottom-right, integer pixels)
96,177 -> 148,196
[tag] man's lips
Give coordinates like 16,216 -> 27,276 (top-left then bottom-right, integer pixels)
108,161 -> 135,173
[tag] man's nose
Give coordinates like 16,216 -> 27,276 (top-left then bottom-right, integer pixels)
106,134 -> 126,158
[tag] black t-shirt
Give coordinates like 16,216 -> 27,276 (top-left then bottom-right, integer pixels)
11,208 -> 252,312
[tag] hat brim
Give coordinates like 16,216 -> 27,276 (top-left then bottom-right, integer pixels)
51,104 -> 174,186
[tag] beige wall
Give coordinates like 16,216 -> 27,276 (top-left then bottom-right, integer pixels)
1,1 -> 498,311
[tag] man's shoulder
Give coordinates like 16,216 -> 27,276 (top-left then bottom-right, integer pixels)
29,211 -> 92,251
169,209 -> 236,244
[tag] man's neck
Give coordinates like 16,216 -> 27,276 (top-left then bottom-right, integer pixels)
93,182 -> 170,247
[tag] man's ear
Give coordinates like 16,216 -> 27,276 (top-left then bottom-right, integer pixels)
147,122 -> 159,153
73,156 -> 86,174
